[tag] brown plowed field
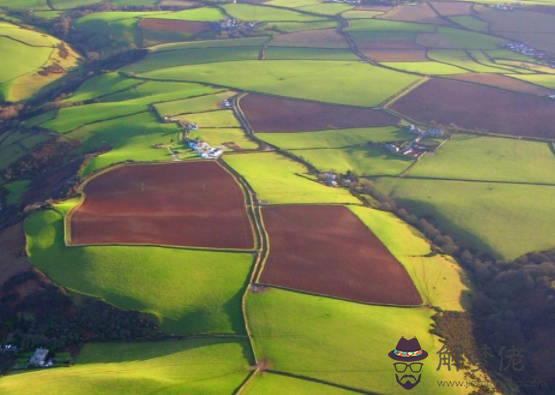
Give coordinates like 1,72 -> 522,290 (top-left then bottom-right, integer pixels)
448,73 -> 552,96
259,205 -> 422,306
356,39 -> 422,50
431,1 -> 474,16
270,29 -> 348,48
240,94 -> 399,132
380,3 -> 448,25
391,78 -> 555,139
364,49 -> 428,62
70,161 -> 254,249
139,18 -> 211,34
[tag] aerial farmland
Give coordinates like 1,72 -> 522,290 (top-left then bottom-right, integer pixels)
0,1 -> 554,394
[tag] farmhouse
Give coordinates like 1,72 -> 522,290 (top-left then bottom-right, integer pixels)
28,348 -> 53,368
408,124 -> 445,138
186,139 -> 224,159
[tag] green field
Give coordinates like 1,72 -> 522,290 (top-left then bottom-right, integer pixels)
417,27 -> 506,50
72,112 -> 182,176
222,3 -> 326,23
139,60 -> 421,107
449,16 -> 489,32
374,177 -> 555,260
154,91 -> 234,117
257,127 -> 413,177
408,134 -> 555,184
257,127 -> 409,149
224,152 -> 359,204
513,73 -> 555,89
247,288 -> 469,394
382,61 -> 467,75
292,145 -> 413,176
0,339 -> 250,395
25,209 -> 254,335
175,110 -> 240,128
66,72 -> 144,103
0,22 -> 60,101
125,47 -> 262,73
264,47 -> 358,61
427,50 -> 511,73
244,372 -> 354,395
45,81 -> 218,133
188,128 -> 258,151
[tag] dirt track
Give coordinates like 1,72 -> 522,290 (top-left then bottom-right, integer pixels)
259,205 -> 422,306
240,94 -> 399,133
391,78 -> 555,139
70,161 -> 254,249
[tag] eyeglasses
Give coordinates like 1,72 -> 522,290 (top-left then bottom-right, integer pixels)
394,362 -> 423,373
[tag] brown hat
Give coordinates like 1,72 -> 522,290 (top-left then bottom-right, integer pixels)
388,337 -> 428,362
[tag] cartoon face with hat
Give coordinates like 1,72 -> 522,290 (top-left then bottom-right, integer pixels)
388,337 -> 428,390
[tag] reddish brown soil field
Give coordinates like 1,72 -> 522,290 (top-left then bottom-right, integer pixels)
431,1 -> 474,16
259,205 -> 421,305
364,48 -> 428,61
475,8 -> 555,53
271,29 -> 348,48
448,73 -> 552,96
356,38 -> 422,50
70,161 -> 254,249
240,94 -> 399,132
139,18 -> 211,34
380,3 -> 448,25
391,78 -> 555,139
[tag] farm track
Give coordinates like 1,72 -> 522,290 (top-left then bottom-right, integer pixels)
219,160 -> 268,394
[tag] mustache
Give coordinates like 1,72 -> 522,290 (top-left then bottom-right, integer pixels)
399,374 -> 418,383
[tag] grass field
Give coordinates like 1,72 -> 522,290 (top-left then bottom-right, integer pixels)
0,21 -> 65,101
243,372 -> 354,395
257,126 -> 409,149
139,60 -> 421,107
25,208 -> 254,335
264,47 -> 358,61
349,206 -> 469,311
427,50 -> 509,73
66,72 -> 144,103
73,112 -> 183,176
222,3 -> 326,23
174,110 -> 240,128
0,339 -> 251,395
188,128 -> 258,151
374,177 -> 555,260
292,145 -> 413,176
224,152 -> 359,204
382,61 -> 467,75
154,91 -> 234,117
247,288 -> 469,394
407,134 -> 555,184
125,47 -> 262,73
46,80 -> 216,133
513,73 -> 555,89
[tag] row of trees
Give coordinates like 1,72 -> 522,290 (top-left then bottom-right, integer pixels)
0,270 -> 161,373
